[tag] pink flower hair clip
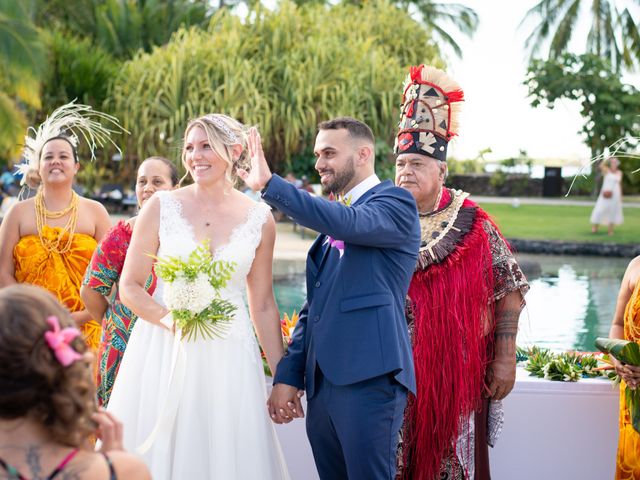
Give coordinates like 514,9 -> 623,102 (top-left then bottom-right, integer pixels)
44,315 -> 83,367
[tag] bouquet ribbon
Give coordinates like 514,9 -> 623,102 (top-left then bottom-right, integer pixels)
137,319 -> 187,455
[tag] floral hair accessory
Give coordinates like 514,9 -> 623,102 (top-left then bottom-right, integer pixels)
44,315 -> 83,367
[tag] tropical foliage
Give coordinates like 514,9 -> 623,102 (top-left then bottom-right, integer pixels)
42,30 -> 119,113
0,1 -> 46,158
521,0 -> 640,73
525,53 -> 640,160
395,0 -> 478,58
518,345 -> 609,382
33,0 -> 212,59
596,337 -> 640,433
108,0 -> 442,175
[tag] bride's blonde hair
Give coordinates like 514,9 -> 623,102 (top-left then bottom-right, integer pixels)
180,114 -> 249,186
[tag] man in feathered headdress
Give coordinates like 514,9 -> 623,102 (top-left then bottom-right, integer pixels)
394,64 -> 529,480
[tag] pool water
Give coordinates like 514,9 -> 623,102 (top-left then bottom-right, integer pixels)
273,253 -> 631,352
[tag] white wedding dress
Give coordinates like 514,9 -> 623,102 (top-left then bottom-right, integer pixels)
107,191 -> 290,480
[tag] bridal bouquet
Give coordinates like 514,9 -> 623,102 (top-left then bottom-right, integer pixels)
596,337 -> 640,433
152,243 -> 237,341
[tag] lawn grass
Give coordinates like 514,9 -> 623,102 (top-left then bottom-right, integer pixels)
481,203 -> 639,244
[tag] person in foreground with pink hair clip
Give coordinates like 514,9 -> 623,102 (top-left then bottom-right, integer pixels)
0,284 -> 149,480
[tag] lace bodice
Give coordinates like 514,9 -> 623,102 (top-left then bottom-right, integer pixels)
153,191 -> 271,339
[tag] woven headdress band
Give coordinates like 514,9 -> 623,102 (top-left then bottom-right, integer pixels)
393,64 -> 464,161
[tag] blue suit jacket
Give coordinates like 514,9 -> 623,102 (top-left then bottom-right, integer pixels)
264,175 -> 420,397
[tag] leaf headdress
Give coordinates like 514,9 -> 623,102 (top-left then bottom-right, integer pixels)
16,101 -> 127,186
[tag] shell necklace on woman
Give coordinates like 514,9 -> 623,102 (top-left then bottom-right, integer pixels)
34,190 -> 79,254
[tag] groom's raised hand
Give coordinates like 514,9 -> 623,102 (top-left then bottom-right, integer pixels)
267,384 -> 304,424
237,127 -> 272,192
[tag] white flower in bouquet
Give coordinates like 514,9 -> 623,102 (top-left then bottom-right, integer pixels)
151,242 -> 237,341
164,272 -> 217,315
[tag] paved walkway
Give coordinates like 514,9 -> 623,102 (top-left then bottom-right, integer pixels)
274,222 -> 315,260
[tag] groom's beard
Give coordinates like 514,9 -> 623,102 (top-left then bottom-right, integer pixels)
320,156 -> 356,196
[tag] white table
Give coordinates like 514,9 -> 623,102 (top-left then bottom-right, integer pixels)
490,367 -> 619,479
273,367 -> 621,479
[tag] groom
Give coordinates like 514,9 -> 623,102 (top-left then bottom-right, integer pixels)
241,118 -> 420,479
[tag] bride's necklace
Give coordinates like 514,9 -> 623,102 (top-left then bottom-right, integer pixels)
34,190 -> 79,254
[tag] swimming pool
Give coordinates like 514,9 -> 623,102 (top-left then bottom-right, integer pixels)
273,253 -> 631,352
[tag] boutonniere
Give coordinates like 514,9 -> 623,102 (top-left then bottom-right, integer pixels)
324,193 -> 352,258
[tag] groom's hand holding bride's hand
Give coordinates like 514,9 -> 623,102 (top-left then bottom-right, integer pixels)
237,127 -> 272,192
267,384 -> 305,424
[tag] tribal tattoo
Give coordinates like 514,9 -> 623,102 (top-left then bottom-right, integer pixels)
493,309 -> 521,358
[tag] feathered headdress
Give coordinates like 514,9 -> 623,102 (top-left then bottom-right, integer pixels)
15,101 -> 127,185
393,64 -> 464,161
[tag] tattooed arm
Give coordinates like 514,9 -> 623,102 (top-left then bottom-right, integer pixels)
485,290 -> 523,401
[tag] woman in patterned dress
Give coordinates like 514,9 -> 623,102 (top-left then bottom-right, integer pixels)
81,157 -> 178,406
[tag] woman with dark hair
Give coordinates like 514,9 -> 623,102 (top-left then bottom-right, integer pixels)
81,156 -> 179,406
0,104 -> 116,353
0,283 -> 150,479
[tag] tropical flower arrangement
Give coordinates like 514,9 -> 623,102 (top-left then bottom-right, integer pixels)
152,242 -> 237,341
262,311 -> 300,376
517,345 -> 615,382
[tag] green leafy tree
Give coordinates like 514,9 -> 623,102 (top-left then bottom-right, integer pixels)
521,0 -> 640,73
525,53 -> 640,193
525,53 -> 640,159
295,0 -> 478,58
108,0 -> 442,178
42,30 -> 120,114
34,0 -> 212,59
0,1 -> 46,159
395,0 -> 478,58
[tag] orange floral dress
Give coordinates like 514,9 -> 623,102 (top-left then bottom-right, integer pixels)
616,279 -> 640,479
13,225 -> 101,351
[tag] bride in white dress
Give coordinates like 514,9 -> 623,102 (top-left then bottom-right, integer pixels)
109,114 -> 290,479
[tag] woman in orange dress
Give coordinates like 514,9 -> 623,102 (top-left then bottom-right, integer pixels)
609,255 -> 640,479
0,104 -> 116,353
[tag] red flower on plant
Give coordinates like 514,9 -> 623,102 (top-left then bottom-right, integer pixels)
398,133 -> 414,151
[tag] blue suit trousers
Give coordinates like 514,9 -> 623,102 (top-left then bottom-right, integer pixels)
306,368 -> 407,480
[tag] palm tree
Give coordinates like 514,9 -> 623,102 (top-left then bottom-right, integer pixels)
295,0 -> 478,58
396,0 -> 479,58
521,0 -> 640,72
0,1 -> 46,158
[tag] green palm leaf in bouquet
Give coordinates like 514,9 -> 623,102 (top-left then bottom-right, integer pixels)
151,242 -> 237,341
595,338 -> 640,433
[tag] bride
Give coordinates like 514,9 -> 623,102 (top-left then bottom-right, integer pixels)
109,114 -> 290,479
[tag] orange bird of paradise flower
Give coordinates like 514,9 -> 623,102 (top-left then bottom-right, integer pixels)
281,311 -> 299,345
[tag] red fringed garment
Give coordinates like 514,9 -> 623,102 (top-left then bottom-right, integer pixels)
401,190 -> 495,480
